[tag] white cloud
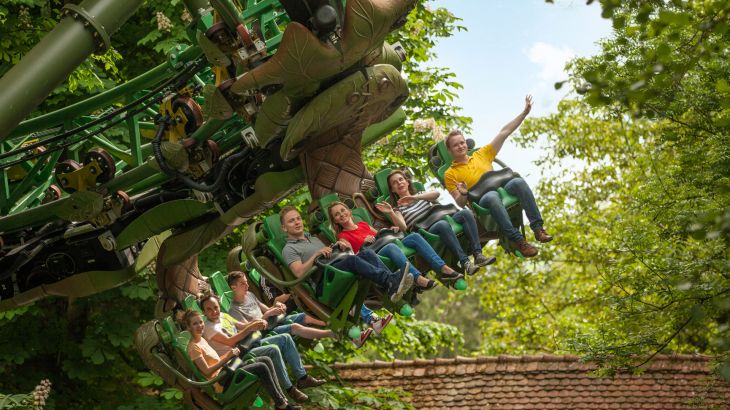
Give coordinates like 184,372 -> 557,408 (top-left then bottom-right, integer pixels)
526,42 -> 575,83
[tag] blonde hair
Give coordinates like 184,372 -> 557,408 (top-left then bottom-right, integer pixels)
327,201 -> 350,234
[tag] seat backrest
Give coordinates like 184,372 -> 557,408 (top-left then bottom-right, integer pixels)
209,271 -> 230,298
183,295 -> 203,314
374,167 -> 393,200
429,139 -> 479,186
262,214 -> 289,266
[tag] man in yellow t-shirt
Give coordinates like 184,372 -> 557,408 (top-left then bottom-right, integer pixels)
444,95 -> 552,257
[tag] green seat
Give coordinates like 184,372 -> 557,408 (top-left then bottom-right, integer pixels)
261,214 -> 358,309
428,140 -> 524,254
183,295 -> 203,314
161,316 -> 260,408
208,271 -> 234,312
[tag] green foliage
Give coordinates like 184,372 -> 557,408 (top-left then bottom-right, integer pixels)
365,3 -> 471,181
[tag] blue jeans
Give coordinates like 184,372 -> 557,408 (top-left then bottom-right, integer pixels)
477,177 -> 543,242
257,333 -> 306,381
360,305 -> 374,324
331,248 -> 399,294
401,233 -> 446,272
250,344 -> 293,389
378,243 -> 422,279
428,208 -> 482,265
272,312 -> 306,334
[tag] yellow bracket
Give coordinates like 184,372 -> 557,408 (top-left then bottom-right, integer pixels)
56,159 -> 104,192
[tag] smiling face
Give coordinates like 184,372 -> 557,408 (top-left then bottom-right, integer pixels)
281,209 -> 304,237
186,312 -> 205,337
328,203 -> 352,228
388,172 -> 410,197
446,133 -> 468,158
202,297 -> 221,323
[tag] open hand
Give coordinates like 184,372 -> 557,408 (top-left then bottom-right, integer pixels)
335,239 -> 352,251
317,246 -> 332,258
396,195 -> 416,206
364,235 -> 375,244
375,201 -> 394,214
523,94 -> 533,114
252,319 -> 268,331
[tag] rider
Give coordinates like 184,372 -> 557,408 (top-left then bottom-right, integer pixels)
386,169 -> 496,274
199,294 -> 322,402
444,95 -> 553,257
180,309 -> 301,409
328,200 -> 459,284
226,271 -> 337,340
280,206 -> 413,303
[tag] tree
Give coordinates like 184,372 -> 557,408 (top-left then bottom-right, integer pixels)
439,0 -> 730,375
0,1 -> 471,407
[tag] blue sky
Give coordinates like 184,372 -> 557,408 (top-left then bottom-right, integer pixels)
427,0 -> 612,187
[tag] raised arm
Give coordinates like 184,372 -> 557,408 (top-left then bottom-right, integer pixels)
489,95 -> 533,155
375,202 -> 407,231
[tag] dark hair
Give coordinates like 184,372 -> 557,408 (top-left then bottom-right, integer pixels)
386,169 -> 417,205
445,130 -> 464,149
326,201 -> 349,234
199,293 -> 220,310
178,309 -> 201,330
279,205 -> 299,225
227,271 -> 246,287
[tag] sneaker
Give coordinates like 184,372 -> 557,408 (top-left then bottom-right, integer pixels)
370,314 -> 393,334
534,228 -> 553,243
286,386 -> 308,403
514,239 -> 538,257
461,260 -> 479,276
351,327 -> 373,348
296,375 -> 326,389
473,253 -> 497,267
390,267 -> 414,302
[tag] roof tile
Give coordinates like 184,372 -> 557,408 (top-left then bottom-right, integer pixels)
332,355 -> 730,409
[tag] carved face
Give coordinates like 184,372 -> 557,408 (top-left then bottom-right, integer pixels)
329,204 -> 352,227
202,297 -> 221,323
281,209 -> 305,237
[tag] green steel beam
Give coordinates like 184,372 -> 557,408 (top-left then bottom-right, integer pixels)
0,0 -> 145,142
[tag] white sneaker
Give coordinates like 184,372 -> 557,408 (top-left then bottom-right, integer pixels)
370,314 -> 393,334
351,328 -> 373,348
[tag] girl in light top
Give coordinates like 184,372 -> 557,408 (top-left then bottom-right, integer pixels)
181,309 -> 300,409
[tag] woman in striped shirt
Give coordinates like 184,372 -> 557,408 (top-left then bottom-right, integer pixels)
386,170 -> 496,275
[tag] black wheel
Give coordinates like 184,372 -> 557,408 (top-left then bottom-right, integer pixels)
172,97 -> 203,137
83,148 -> 116,183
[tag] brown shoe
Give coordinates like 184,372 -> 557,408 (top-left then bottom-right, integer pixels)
514,239 -> 538,257
287,386 -> 308,403
534,228 -> 553,243
297,374 -> 326,389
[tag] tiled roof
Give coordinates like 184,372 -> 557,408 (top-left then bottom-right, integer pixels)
332,354 -> 730,409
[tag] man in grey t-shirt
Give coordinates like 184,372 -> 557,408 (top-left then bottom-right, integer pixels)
279,206 -> 413,303
226,271 -> 335,340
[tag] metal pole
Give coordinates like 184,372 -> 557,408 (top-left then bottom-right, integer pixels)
0,0 -> 144,142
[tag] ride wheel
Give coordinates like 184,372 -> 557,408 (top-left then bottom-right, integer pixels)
41,185 -> 63,204
205,140 -> 220,162
171,97 -> 203,137
115,190 -> 130,207
54,160 -> 82,193
83,148 -> 116,183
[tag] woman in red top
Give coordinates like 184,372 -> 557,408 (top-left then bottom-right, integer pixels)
327,201 -> 462,288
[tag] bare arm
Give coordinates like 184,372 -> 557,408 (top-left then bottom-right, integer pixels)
289,246 -> 330,277
193,346 -> 239,378
490,95 -> 533,155
375,202 -> 407,231
449,183 -> 469,207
